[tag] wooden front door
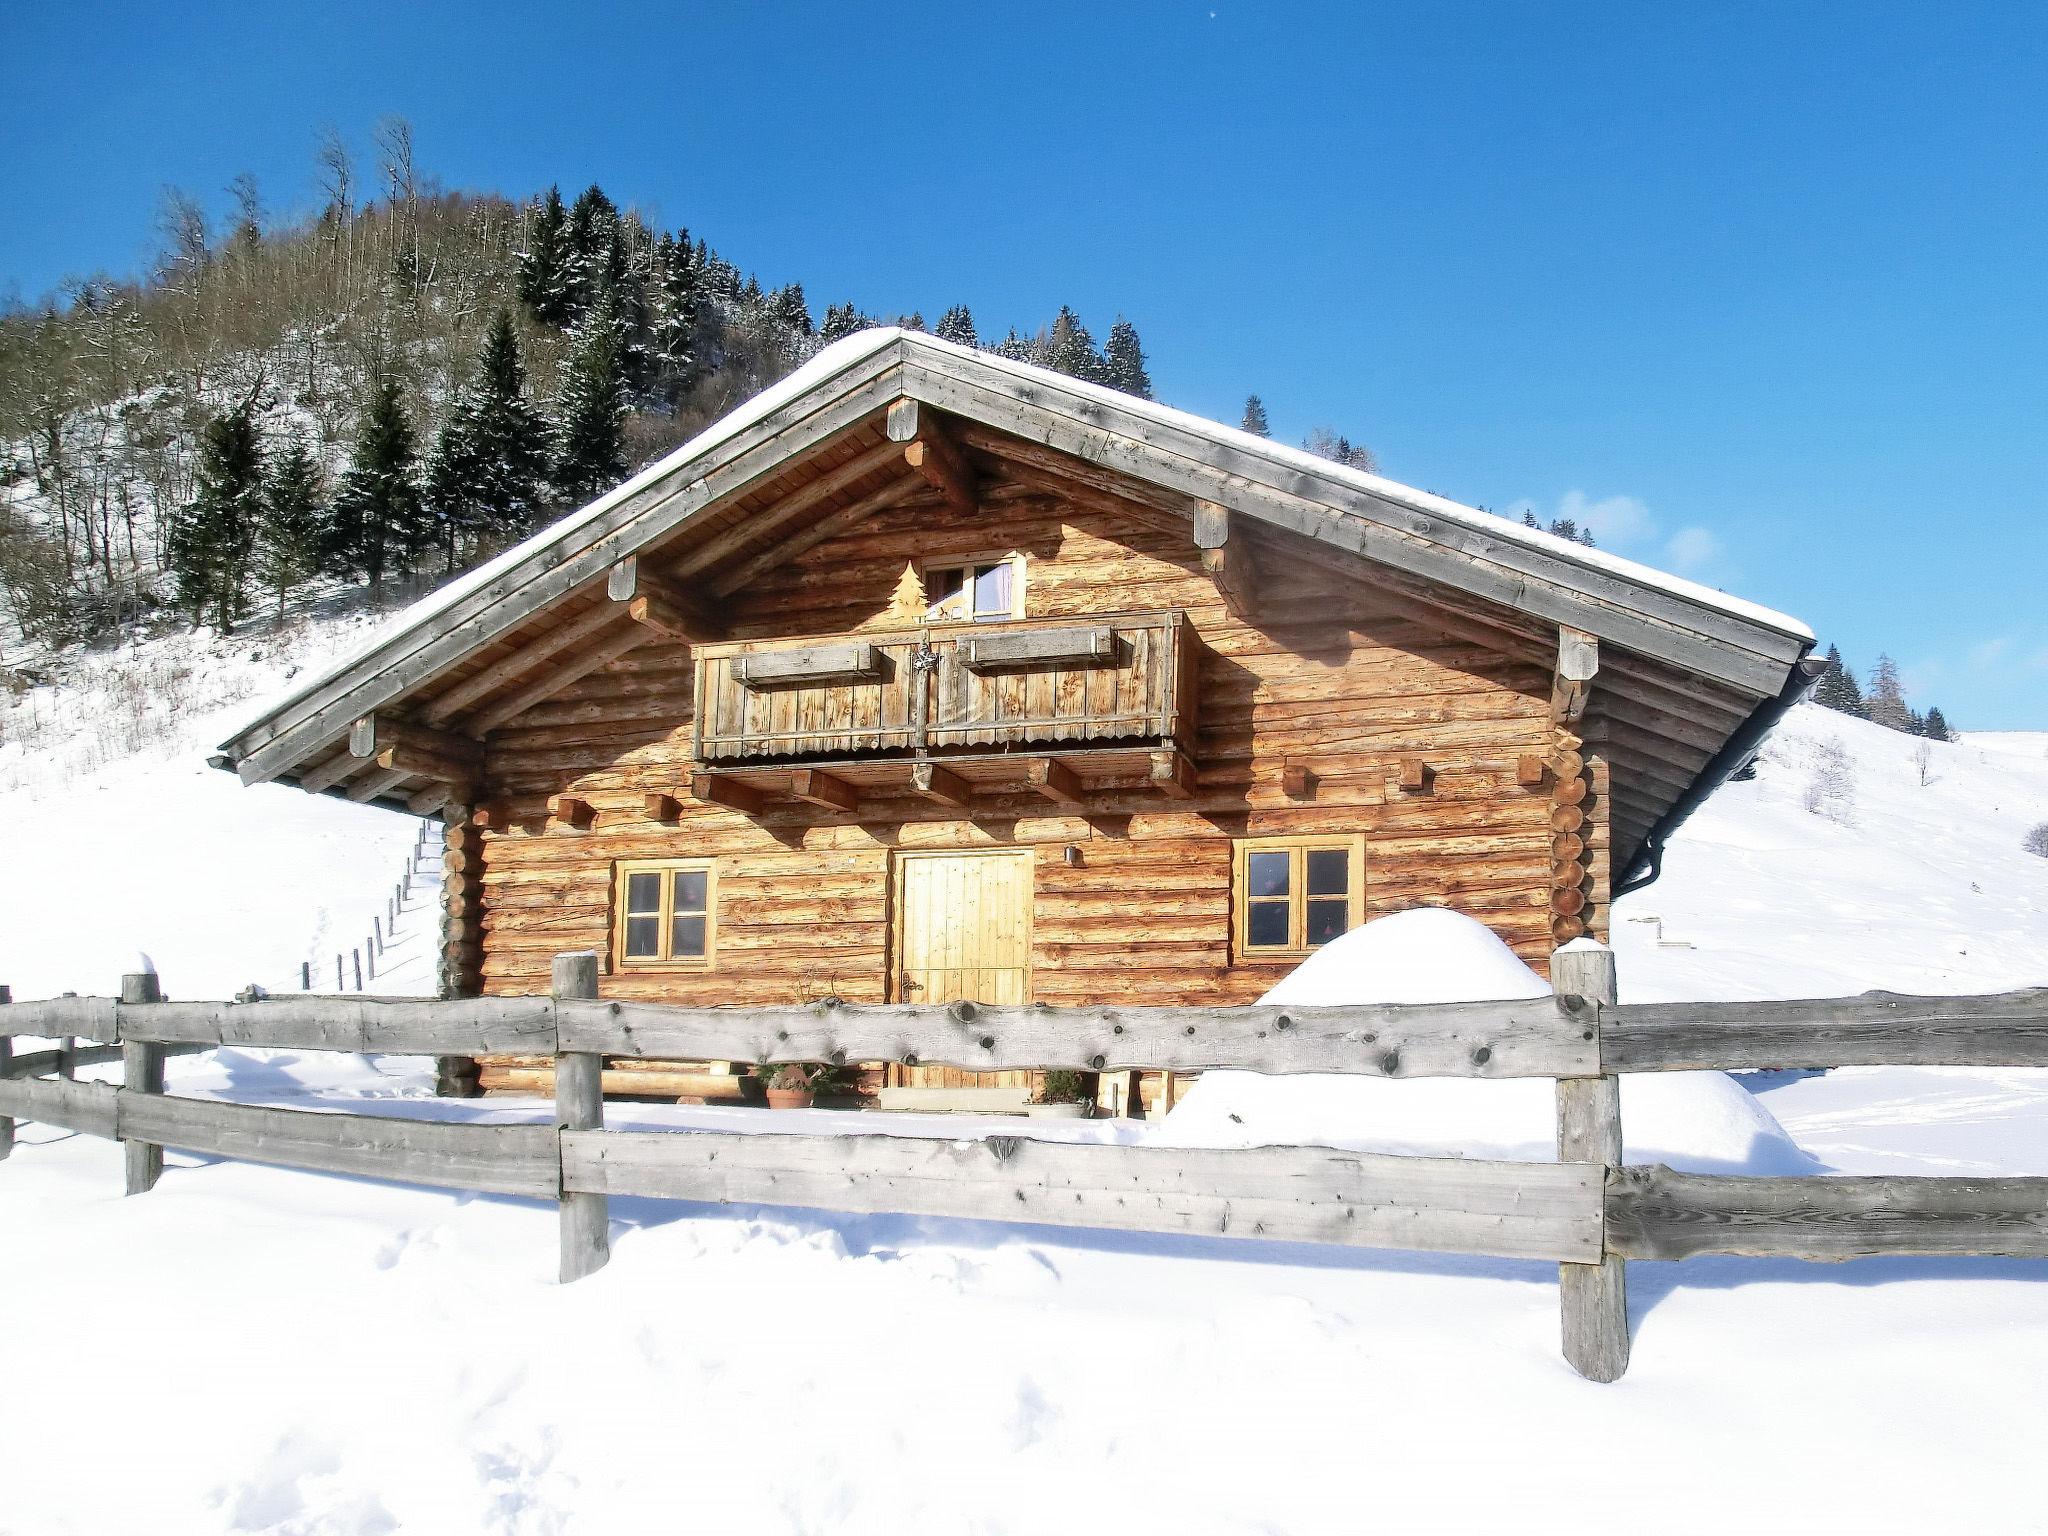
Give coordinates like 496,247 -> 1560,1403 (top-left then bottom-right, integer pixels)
891,849 -> 1033,1089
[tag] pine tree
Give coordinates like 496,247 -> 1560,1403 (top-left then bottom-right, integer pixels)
1922,706 -> 1952,743
517,187 -> 574,327
1302,427 -> 1377,471
1047,306 -> 1107,383
1104,319 -> 1152,399
256,432 -> 326,619
1864,653 -> 1913,732
554,292 -> 630,503
327,381 -> 427,591
466,309 -> 552,538
935,306 -> 977,347
1522,509 -> 1541,529
1812,643 -> 1864,714
770,282 -> 813,335
1241,395 -> 1270,437
564,184 -> 623,322
819,302 -> 869,343
167,403 -> 265,631
648,235 -> 700,401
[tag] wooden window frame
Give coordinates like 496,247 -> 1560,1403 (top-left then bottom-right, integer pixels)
612,858 -> 718,971
921,551 -> 1027,623
1231,834 -> 1365,962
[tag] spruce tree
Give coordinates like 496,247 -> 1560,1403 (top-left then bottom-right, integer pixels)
935,305 -> 977,347
167,403 -> 265,631
517,187 -> 574,327
256,432 -> 326,619
819,302 -> 868,343
1923,706 -> 1951,742
1241,395 -> 1271,437
564,184 -> 622,322
554,292 -> 631,502
466,309 -> 552,537
1048,306 -> 1107,383
770,282 -> 813,335
1812,643 -> 1864,715
423,402 -> 482,575
1104,319 -> 1152,399
649,235 -> 700,402
327,381 -> 427,591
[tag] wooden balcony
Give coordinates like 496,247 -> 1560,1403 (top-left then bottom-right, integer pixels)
688,610 -> 1199,808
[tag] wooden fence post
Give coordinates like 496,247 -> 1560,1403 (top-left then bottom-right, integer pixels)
1,983 -> 13,1163
552,951 -> 609,1282
120,970 -> 167,1196
1554,940 -> 1627,1382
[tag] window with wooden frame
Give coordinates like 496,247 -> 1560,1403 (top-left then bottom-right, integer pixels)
923,553 -> 1025,623
613,859 -> 716,969
1232,835 -> 1364,960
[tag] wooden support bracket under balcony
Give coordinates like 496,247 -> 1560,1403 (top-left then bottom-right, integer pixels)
1149,749 -> 1196,799
1026,757 -> 1085,805
789,768 -> 860,813
910,761 -> 974,809
690,772 -> 766,817
644,792 -> 683,823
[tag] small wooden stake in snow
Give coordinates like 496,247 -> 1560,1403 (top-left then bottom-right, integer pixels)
1553,939 -> 1628,1383
553,951 -> 610,1283
120,968 -> 166,1196
1,983 -> 13,1162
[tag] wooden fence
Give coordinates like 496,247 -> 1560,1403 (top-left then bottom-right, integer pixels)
2,948 -> 2044,1382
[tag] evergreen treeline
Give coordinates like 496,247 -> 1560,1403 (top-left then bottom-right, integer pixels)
0,122 -> 1164,643
1812,644 -> 1952,740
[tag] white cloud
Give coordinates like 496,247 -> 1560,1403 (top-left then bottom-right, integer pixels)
1557,490 -> 1657,548
1663,526 -> 1721,572
1970,638 -> 2013,668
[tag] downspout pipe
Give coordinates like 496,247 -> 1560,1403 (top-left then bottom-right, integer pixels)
1615,651 -> 1827,896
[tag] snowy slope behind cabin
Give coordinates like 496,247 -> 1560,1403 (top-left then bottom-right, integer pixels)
2,596 -> 2042,1005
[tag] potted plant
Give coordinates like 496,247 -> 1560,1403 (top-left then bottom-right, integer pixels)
1027,1069 -> 1094,1120
761,1063 -> 822,1110
758,1061 -> 863,1109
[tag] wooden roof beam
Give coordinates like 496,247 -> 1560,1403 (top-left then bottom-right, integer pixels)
467,625 -> 651,735
420,602 -> 624,727
607,556 -> 723,643
886,398 -> 977,513
1194,503 -> 1260,619
1026,757 -> 1085,805
1552,627 -> 1599,725
350,713 -> 482,769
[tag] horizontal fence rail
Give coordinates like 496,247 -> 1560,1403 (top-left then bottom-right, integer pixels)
8,986 -> 2045,1076
563,1130 -> 1604,1263
4,952 -> 2045,1384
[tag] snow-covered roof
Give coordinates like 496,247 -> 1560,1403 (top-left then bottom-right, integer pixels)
221,328 -> 1814,798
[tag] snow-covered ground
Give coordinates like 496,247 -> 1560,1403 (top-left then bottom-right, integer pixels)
3,613 -> 2047,1535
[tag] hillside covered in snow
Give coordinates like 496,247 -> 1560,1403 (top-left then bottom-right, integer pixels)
3,610 -> 2047,1536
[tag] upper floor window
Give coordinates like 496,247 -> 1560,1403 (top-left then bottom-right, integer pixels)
1233,835 -> 1363,960
924,554 -> 1024,623
614,858 -> 716,969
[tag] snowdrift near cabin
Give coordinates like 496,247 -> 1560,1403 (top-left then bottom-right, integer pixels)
1156,909 -> 1820,1174
1254,906 -> 1552,1005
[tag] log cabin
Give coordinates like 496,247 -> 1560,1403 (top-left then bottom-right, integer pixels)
216,329 -> 1818,1112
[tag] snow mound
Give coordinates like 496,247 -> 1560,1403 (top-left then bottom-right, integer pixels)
1258,906 -> 1552,1005
1153,909 -> 1821,1175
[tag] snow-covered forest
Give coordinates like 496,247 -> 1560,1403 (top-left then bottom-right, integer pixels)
0,118 -> 1170,658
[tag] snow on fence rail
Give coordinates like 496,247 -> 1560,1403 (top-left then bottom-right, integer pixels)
2,953 -> 2046,1382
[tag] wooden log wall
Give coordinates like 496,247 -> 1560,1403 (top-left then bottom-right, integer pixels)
471,467 -> 1600,1019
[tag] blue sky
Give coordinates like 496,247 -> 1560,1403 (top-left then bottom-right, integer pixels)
4,2 -> 2044,726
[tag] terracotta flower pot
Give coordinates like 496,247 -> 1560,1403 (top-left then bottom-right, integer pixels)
765,1088 -> 814,1110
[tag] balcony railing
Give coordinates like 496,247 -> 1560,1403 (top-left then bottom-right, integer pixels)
691,609 -> 1197,764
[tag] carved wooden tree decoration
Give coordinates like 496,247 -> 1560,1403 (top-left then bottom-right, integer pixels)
885,560 -> 927,623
